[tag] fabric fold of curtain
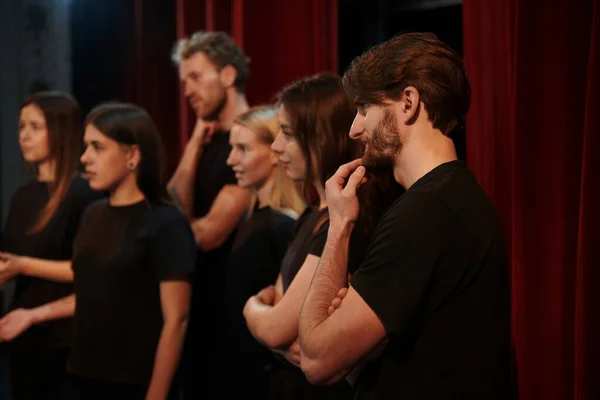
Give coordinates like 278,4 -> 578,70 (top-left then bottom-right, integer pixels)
463,0 -> 600,398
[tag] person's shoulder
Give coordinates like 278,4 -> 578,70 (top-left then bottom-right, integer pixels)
215,130 -> 231,139
267,208 -> 297,234
85,198 -> 109,211
244,207 -> 296,235
300,205 -> 316,218
68,176 -> 103,201
415,162 -> 499,222
386,162 -> 473,218
11,179 -> 41,198
6,181 -> 40,215
69,175 -> 91,191
408,162 -> 460,192
275,207 -> 301,221
269,208 -> 297,224
149,203 -> 190,227
371,191 -> 448,241
386,190 -> 444,218
79,198 -> 109,221
211,130 -> 233,147
145,204 -> 195,245
291,206 -> 313,230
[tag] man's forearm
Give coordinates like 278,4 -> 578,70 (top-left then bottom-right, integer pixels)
21,258 -> 72,282
31,294 -> 76,324
299,222 -> 353,356
167,135 -> 204,218
190,186 -> 251,251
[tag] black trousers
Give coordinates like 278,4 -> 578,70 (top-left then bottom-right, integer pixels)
9,327 -> 69,400
61,375 -> 146,400
268,358 -> 352,400
61,373 -> 183,400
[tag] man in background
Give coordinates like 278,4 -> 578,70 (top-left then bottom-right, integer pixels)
170,31 -> 251,398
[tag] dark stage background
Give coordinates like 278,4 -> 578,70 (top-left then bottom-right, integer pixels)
0,1 -> 597,399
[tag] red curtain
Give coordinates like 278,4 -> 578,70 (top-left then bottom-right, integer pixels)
463,0 -> 600,399
174,0 -> 338,152
120,0 -> 180,174
123,0 -> 337,174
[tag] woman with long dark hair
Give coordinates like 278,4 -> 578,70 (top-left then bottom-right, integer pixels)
0,91 -> 99,400
243,73 -> 401,399
1,103 -> 195,399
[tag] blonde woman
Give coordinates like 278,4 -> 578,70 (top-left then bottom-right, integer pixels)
220,105 -> 305,397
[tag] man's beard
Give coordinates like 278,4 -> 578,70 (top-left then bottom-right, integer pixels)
196,87 -> 227,122
362,108 -> 402,171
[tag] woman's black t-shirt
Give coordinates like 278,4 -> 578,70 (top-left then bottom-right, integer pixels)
273,206 -> 368,399
279,208 -> 327,291
67,200 -> 196,387
225,205 -> 295,343
223,206 -> 296,384
1,177 -> 100,346
280,207 -> 368,291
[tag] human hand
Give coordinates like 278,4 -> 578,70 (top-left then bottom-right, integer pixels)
282,338 -> 302,367
0,308 -> 35,342
191,119 -> 218,145
256,285 -> 276,306
325,159 -> 367,229
0,252 -> 23,287
327,287 -> 348,316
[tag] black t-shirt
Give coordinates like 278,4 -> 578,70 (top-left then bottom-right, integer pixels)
193,131 -> 237,219
68,200 -> 196,387
280,207 -> 368,291
192,131 -> 238,268
190,131 -> 238,312
223,206 -> 296,384
185,131 -> 239,381
350,161 -> 511,399
194,132 -> 237,218
0,177 -> 100,346
275,206 -> 366,398
279,207 -> 328,291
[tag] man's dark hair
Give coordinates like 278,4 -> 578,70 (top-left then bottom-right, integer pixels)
343,32 -> 471,136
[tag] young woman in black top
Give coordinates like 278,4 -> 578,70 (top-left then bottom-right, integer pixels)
242,73 -> 402,399
3,103 -> 196,400
221,105 -> 305,397
0,91 -> 98,400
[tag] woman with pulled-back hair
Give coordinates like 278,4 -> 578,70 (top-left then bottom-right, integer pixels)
2,103 -> 196,399
243,73 -> 401,399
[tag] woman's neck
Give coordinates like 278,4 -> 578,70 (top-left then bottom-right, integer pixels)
109,175 -> 145,206
256,175 -> 275,209
37,159 -> 56,182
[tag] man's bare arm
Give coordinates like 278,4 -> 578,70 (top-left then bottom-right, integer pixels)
299,160 -> 387,384
191,185 -> 250,252
298,226 -> 387,385
167,120 -> 215,218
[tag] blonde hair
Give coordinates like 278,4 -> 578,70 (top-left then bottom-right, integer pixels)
234,105 -> 305,218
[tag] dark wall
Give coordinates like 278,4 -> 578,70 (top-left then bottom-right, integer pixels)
70,0 -> 179,171
70,0 -> 136,116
